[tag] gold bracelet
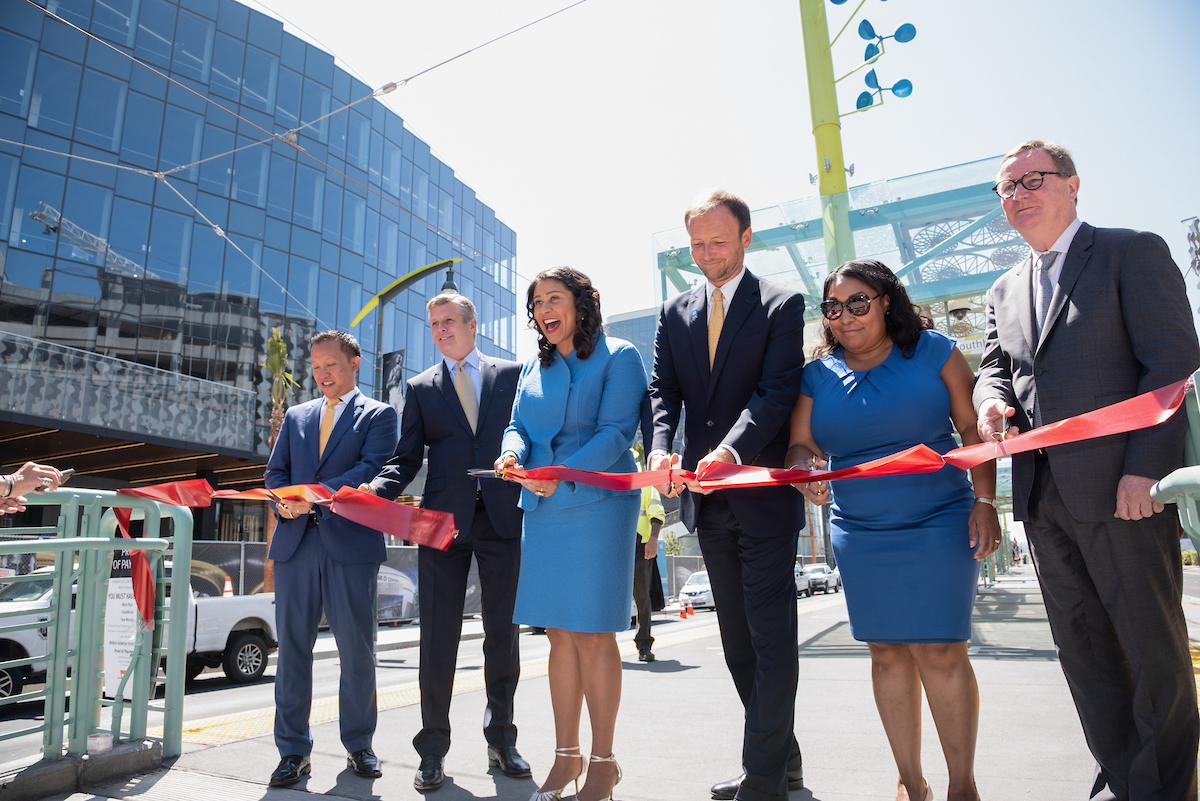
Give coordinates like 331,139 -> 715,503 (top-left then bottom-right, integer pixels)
974,497 -> 997,508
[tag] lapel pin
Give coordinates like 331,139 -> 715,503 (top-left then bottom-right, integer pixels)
690,309 -> 699,321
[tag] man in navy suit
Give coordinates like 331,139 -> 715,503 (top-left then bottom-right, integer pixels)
976,141 -> 1200,799
264,330 -> 398,787
363,293 -> 526,792
649,190 -> 806,801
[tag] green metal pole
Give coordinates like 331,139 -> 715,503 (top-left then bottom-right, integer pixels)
798,0 -> 856,269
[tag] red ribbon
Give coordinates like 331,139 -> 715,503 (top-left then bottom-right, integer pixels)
500,378 -> 1193,491
111,508 -> 157,628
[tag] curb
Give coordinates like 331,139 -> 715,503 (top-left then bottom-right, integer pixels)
0,741 -> 160,801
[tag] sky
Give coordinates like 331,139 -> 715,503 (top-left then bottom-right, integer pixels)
246,0 -> 1200,360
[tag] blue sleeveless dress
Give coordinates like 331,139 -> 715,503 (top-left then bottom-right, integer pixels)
801,330 -> 978,642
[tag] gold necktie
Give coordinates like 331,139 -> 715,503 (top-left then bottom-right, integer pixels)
456,359 -> 479,434
708,288 -> 725,369
318,399 -> 339,458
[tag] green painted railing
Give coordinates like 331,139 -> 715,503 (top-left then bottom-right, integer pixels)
0,489 -> 193,759
1152,370 -> 1200,553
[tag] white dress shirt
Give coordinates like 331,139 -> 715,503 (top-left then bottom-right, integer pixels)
443,348 -> 482,407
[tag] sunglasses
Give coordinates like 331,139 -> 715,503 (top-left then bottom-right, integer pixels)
820,292 -> 881,321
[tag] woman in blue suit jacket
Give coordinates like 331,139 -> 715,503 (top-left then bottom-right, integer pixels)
496,268 -> 646,801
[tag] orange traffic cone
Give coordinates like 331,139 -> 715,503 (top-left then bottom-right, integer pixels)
223,576 -> 233,597
679,601 -> 688,619
686,599 -> 695,616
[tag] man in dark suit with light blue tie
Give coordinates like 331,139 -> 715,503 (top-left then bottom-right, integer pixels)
975,140 -> 1200,800
264,330 -> 398,787
363,293 -> 526,792
649,189 -> 806,801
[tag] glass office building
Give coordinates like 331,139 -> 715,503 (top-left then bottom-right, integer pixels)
0,0 -> 518,512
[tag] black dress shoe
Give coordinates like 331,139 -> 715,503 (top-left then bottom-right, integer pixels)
269,754 -> 311,787
414,755 -> 444,792
347,748 -> 382,778
638,650 -> 656,662
710,758 -> 803,800
487,745 -> 532,778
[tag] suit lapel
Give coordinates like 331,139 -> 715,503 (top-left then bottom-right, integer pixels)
436,360 -> 474,434
707,271 -> 757,404
476,356 -> 495,430
686,286 -> 708,386
1038,223 -> 1093,355
1011,252 -> 1038,357
306,399 -> 324,466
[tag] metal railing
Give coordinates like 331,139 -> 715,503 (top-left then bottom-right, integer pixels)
0,489 -> 192,760
1151,369 -> 1200,550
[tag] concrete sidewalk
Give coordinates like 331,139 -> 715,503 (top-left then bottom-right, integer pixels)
39,566 -> 1200,800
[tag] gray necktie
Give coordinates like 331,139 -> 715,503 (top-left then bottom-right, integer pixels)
1034,251 -> 1059,333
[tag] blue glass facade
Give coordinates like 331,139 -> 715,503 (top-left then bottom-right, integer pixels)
0,0 -> 518,461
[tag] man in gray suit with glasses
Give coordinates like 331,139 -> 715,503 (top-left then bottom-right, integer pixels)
975,139 -> 1200,800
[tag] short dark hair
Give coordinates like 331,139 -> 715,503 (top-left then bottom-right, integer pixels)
817,260 -> 932,358
684,189 -> 752,236
310,330 -> 361,360
525,267 -> 603,368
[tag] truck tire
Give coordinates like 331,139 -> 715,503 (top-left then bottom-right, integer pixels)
0,666 -> 23,698
223,633 -> 268,683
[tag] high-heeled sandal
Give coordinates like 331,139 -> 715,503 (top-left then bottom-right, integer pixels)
529,746 -> 585,801
579,753 -> 622,801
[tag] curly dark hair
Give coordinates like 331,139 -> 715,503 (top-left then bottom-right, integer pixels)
526,267 -> 604,368
817,259 -> 932,358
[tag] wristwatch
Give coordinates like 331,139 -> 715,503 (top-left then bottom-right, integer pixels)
974,497 -> 997,508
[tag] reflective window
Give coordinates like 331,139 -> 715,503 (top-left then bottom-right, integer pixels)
231,138 -> 267,207
0,153 -> 18,241
198,124 -> 234,196
266,153 -> 294,220
210,32 -> 244,99
160,105 -> 203,181
368,130 -> 382,185
171,9 -> 215,83
45,0 -> 92,28
322,182 -> 341,242
287,254 -> 317,320
29,53 -> 82,137
0,31 -> 37,118
327,106 -> 346,160
259,246 -> 286,313
241,46 -> 278,113
108,197 -> 151,271
52,261 -> 103,299
301,78 -> 329,143
187,222 -> 222,294
378,218 -> 398,276
58,179 -> 114,267
341,192 -> 365,254
412,167 -> 428,225
134,0 -> 176,69
292,163 -> 322,230
147,207 -> 191,284
120,92 -> 163,169
92,0 -> 140,48
346,111 -> 369,171
75,69 -> 127,151
274,66 -> 301,128
223,233 -> 260,297
316,268 -> 336,329
381,140 -> 400,197
336,275 -> 359,330
9,166 -> 66,255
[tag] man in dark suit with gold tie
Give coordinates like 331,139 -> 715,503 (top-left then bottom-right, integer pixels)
363,293 -> 527,792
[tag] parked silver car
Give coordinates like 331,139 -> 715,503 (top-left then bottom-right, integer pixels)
678,570 -> 715,610
800,563 -> 841,594
793,564 -> 813,598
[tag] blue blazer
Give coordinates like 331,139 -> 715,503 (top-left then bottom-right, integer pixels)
501,335 -> 647,513
265,388 -> 399,564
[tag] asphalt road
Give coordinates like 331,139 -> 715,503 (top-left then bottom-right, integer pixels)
1184,566 -> 1200,601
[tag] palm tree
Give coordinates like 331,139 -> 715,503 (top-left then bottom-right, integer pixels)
261,327 -> 298,592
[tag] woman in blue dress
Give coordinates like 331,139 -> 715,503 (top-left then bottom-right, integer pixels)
495,267 -> 646,801
786,260 -> 1000,801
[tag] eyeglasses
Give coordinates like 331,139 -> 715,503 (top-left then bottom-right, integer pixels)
820,293 -> 881,321
992,170 -> 1066,199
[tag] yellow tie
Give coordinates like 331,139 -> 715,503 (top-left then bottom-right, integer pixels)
318,399 -> 339,458
708,288 -> 725,369
456,359 -> 479,434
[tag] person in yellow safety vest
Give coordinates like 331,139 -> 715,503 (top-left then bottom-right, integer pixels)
633,483 -> 666,662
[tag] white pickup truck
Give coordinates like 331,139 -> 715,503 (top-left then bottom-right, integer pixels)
0,569 -> 278,697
